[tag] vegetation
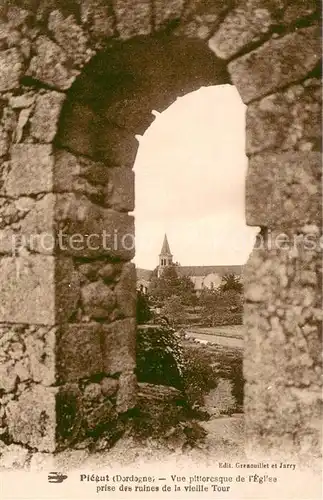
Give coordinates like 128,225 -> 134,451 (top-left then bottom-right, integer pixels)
219,273 -> 243,293
149,265 -> 196,306
181,341 -> 244,412
136,289 -> 152,324
199,288 -> 243,326
136,324 -> 185,390
136,324 -> 244,415
160,295 -> 184,328
146,268 -> 243,327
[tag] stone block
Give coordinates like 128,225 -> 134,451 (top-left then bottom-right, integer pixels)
4,144 -> 54,197
27,35 -> 78,90
6,384 -> 57,452
80,0 -> 115,42
244,302 -> 322,389
0,126 -> 9,158
48,10 -> 94,67
0,324 -> 56,389
282,0 -> 318,25
9,93 -> 36,109
0,444 -> 30,470
177,0 -> 231,40
229,25 -> 320,104
30,91 -> 66,142
135,382 -> 185,430
246,79 -> 321,154
56,323 -> 103,383
84,399 -> 115,431
81,280 -> 116,319
16,194 -> 56,254
105,167 -> 134,212
56,383 -> 83,448
246,151 -> 321,228
83,382 -> 103,402
58,101 -> 139,167
98,262 -> 120,282
153,0 -> 184,31
78,261 -> 102,280
0,255 -> 55,325
55,257 -> 81,322
244,239 -> 322,381
0,48 -> 24,92
209,4 -> 272,60
102,318 -> 136,375
102,94 -> 155,134
24,326 -> 56,386
114,263 -> 137,318
55,193 -> 135,259
54,149 -> 108,205
244,382 -> 322,460
0,195 -> 54,255
100,377 -> 119,397
116,371 -> 137,413
113,0 -> 152,40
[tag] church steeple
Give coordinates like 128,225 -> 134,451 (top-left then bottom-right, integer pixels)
158,234 -> 173,277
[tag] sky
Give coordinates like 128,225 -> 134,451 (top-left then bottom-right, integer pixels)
132,84 -> 259,270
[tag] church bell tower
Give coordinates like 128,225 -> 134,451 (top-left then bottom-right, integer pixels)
158,234 -> 173,277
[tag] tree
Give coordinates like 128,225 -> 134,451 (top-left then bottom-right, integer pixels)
198,287 -> 243,326
160,295 -> 184,328
150,265 -> 196,306
219,273 -> 243,293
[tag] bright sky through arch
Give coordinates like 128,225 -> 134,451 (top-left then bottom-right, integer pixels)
132,84 -> 259,270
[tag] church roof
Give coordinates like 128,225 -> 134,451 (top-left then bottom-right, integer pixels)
176,265 -> 243,278
159,234 -> 172,255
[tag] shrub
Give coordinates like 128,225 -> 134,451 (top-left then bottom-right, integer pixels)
181,342 -> 244,412
181,346 -> 219,407
136,291 -> 152,324
136,324 -> 185,390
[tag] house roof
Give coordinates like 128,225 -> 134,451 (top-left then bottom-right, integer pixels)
176,265 -> 243,278
136,268 -> 153,281
159,234 -> 172,255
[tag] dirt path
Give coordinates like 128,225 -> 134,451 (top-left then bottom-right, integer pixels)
185,331 -> 243,348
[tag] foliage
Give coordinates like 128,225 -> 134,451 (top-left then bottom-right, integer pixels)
136,324 -> 185,390
199,288 -> 243,327
181,341 -> 244,411
136,290 -> 152,324
149,265 -> 196,306
181,346 -> 220,407
219,273 -> 243,293
160,295 -> 184,328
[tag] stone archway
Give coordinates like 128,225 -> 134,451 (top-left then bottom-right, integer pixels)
0,1 -> 321,462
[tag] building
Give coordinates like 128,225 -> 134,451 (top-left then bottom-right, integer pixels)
136,234 -> 243,294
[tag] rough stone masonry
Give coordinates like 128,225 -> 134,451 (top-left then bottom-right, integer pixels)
0,0 -> 321,466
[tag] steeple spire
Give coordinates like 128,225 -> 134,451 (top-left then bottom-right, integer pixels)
159,234 -> 172,256
158,234 -> 173,277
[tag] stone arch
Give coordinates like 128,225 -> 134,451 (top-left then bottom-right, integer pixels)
0,1 -> 321,462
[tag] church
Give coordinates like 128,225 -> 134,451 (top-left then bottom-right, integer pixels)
136,234 -> 243,295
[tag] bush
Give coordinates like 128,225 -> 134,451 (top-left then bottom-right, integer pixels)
136,324 -> 185,390
181,341 -> 244,412
181,346 -> 219,407
136,291 -> 152,324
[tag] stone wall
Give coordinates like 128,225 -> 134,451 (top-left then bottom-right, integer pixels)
0,0 -> 321,463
